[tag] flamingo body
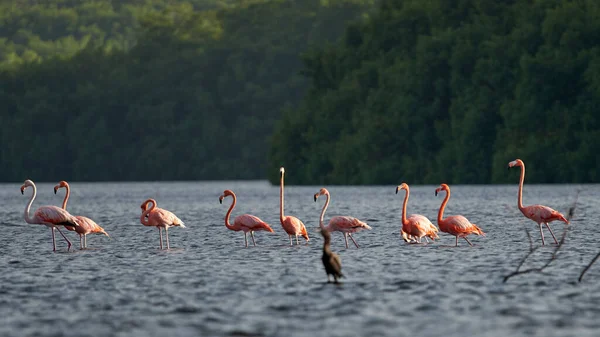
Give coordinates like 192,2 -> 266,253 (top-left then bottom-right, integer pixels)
508,159 -> 569,245
396,183 -> 438,244
21,179 -> 80,251
279,167 -> 309,245
314,188 -> 371,248
55,180 -> 109,249
219,190 -> 274,247
140,199 -> 185,249
435,183 -> 485,246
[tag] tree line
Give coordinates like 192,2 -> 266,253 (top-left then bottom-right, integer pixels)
0,0 -> 375,181
268,0 -> 600,184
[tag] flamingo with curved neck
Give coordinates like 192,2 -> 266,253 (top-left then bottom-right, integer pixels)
395,183 -> 438,244
140,198 -> 185,249
435,183 -> 485,246
314,188 -> 371,248
21,179 -> 80,251
508,159 -> 569,245
279,167 -> 309,245
219,189 -> 274,247
54,180 -> 109,249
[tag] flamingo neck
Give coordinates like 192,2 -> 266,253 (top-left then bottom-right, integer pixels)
140,201 -> 155,226
437,190 -> 450,224
61,185 -> 71,210
517,163 -> 525,211
23,184 -> 36,224
401,187 -> 409,225
319,193 -> 330,230
224,194 -> 236,230
279,173 -> 285,223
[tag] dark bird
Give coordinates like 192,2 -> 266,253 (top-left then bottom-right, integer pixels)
321,228 -> 344,283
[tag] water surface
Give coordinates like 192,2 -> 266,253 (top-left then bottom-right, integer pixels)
1,181 -> 599,337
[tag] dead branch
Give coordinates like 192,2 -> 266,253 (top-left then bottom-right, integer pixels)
503,189 -> 579,283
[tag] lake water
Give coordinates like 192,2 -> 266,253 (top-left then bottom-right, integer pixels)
1,181 -> 599,337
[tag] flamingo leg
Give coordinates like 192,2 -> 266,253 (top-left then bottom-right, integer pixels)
423,237 -> 430,243
79,234 -> 83,249
51,227 -> 57,252
55,227 -> 72,251
244,232 -> 248,247
539,223 -> 546,246
295,234 -> 299,245
165,226 -> 170,249
158,227 -> 163,249
463,237 -> 473,246
250,231 -> 256,246
84,234 -> 87,248
343,233 -> 349,248
544,223 -> 559,244
326,274 -> 331,283
455,236 -> 459,247
289,235 -> 293,246
348,233 -> 359,248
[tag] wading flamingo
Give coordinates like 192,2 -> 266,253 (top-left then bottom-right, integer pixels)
395,183 -> 438,244
54,181 -> 109,249
219,189 -> 274,247
321,228 -> 343,283
21,179 -> 80,251
508,159 -> 569,245
140,199 -> 185,249
435,184 -> 485,246
279,167 -> 309,245
314,188 -> 371,248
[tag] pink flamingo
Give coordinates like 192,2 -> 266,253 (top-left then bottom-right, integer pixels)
54,181 -> 109,249
435,184 -> 485,246
140,199 -> 185,249
395,183 -> 439,244
21,179 -> 80,251
314,188 -> 371,248
279,167 -> 309,245
219,189 -> 275,247
508,159 -> 569,245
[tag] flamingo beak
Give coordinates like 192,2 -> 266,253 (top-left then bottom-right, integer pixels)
53,186 -> 58,194
435,190 -> 439,196
20,186 -> 25,195
219,196 -> 223,204
313,194 -> 318,202
395,186 -> 399,194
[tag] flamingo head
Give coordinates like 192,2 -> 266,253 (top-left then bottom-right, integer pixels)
313,188 -> 329,202
395,183 -> 409,194
508,159 -> 524,169
435,183 -> 449,196
54,180 -> 69,194
279,167 -> 285,175
140,199 -> 155,212
20,179 -> 34,194
219,189 -> 234,204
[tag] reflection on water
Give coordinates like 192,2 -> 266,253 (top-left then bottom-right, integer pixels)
1,181 -> 599,336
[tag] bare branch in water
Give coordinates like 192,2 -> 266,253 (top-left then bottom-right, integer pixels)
503,189 -> 580,283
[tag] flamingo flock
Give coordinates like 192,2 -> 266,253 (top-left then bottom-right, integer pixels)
18,159 -> 570,282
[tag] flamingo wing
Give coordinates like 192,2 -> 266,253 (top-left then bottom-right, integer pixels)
409,214 -> 439,238
329,216 -> 371,232
444,215 -> 481,236
150,208 -> 185,228
72,215 -> 98,235
523,204 -> 567,224
34,206 -> 78,226
235,214 -> 274,232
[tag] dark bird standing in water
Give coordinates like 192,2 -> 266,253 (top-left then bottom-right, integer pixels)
321,228 -> 344,283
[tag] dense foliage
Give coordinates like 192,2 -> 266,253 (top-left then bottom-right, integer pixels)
0,0 -> 375,181
269,0 -> 600,184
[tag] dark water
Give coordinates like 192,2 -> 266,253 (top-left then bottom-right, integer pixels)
1,181 -> 599,337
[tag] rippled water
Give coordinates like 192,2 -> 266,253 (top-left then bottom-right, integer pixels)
1,181 -> 599,336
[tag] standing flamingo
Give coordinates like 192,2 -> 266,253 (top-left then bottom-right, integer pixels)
279,167 -> 309,245
219,189 -> 274,247
54,181 -> 109,249
20,179 -> 80,251
314,188 -> 371,248
508,159 -> 569,245
140,199 -> 185,249
395,183 -> 438,244
435,184 -> 485,246
321,228 -> 343,283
